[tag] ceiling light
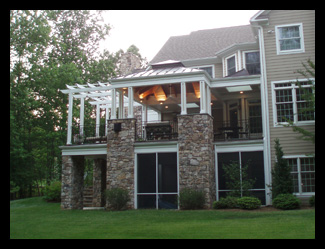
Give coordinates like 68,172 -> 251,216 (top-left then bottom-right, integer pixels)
226,85 -> 252,92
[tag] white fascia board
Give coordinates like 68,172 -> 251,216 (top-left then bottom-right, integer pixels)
60,144 -> 107,156
210,75 -> 261,88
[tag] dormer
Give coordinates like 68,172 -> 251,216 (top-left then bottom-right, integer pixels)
215,42 -> 260,77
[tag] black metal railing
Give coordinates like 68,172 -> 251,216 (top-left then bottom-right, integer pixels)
213,119 -> 263,141
136,120 -> 178,142
72,124 -> 107,144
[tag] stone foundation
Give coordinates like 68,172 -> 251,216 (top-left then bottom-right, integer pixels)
178,114 -> 215,208
106,118 -> 136,209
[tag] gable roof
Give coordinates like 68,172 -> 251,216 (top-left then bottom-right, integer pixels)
150,25 -> 256,64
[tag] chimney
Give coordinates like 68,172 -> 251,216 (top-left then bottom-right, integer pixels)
118,52 -> 142,76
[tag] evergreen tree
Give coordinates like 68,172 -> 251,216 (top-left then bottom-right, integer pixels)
271,139 -> 293,199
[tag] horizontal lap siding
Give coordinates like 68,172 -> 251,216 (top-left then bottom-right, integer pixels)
263,10 -> 315,163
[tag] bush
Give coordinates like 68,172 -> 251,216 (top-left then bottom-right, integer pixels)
213,196 -> 239,209
43,181 -> 61,202
309,195 -> 315,207
179,188 -> 205,210
237,197 -> 261,210
105,188 -> 130,211
272,194 -> 301,210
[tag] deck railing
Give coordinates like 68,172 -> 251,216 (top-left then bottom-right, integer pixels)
136,120 -> 178,142
213,119 -> 263,141
72,124 -> 107,144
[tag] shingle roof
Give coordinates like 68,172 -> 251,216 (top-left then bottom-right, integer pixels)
150,25 -> 256,64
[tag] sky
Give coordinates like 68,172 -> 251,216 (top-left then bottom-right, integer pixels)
100,10 -> 259,62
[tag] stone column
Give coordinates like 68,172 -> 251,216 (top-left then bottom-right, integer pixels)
61,155 -> 85,210
93,158 -> 107,207
177,114 -> 215,208
106,118 -> 136,209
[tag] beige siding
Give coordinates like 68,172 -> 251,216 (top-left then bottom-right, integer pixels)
214,63 -> 223,78
262,10 -> 315,163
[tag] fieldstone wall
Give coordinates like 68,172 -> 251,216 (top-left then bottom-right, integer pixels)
106,118 -> 136,209
93,158 -> 106,207
61,155 -> 85,210
177,114 -> 215,208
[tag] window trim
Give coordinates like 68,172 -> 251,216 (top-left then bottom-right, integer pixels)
271,79 -> 315,127
283,155 -> 315,196
275,23 -> 305,55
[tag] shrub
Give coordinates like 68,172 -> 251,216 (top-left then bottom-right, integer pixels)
272,194 -> 301,210
213,196 -> 239,209
309,195 -> 315,207
179,188 -> 205,210
43,181 -> 61,202
237,197 -> 261,210
105,188 -> 130,211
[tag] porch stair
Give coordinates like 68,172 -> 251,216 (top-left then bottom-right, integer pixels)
83,186 -> 93,207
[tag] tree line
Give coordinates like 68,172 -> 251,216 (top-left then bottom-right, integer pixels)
10,10 -> 144,198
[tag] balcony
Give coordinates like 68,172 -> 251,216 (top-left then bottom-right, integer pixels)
71,124 -> 107,145
213,118 -> 263,142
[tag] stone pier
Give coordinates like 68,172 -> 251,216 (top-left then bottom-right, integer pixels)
61,155 -> 85,210
106,118 -> 136,209
178,114 -> 215,208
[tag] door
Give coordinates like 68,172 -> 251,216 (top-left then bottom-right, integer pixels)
137,152 -> 178,209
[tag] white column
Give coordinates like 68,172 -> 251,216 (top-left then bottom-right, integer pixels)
111,88 -> 117,119
80,97 -> 84,136
128,87 -> 134,118
180,82 -> 187,115
200,81 -> 206,114
142,104 -> 147,139
67,93 -> 73,145
96,104 -> 100,137
206,85 -> 211,115
118,90 -> 124,118
105,106 -> 109,135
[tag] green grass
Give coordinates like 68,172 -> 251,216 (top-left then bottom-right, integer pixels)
10,197 -> 315,239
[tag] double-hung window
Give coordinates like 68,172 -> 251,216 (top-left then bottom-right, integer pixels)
275,23 -> 305,55
244,51 -> 260,75
272,79 -> 314,125
286,156 -> 315,195
226,55 -> 236,76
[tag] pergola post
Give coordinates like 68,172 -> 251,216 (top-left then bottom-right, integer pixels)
67,93 -> 73,145
111,88 -> 117,119
80,97 -> 85,136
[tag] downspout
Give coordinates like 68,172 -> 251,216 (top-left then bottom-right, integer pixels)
257,25 -> 272,205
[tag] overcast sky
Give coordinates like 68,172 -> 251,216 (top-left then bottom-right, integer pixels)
100,10 -> 259,62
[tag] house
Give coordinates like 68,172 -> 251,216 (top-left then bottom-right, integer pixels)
59,10 -> 315,210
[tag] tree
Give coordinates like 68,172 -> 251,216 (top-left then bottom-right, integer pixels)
271,139 -> 293,199
287,60 -> 315,144
222,161 -> 255,198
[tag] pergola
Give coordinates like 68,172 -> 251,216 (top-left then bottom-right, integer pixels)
60,60 -> 213,145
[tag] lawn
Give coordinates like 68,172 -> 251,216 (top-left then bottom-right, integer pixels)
10,197 -> 315,239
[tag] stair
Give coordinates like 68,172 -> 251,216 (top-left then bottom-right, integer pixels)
83,186 -> 93,207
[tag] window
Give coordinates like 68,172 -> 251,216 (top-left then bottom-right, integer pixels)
137,152 -> 178,209
275,23 -> 305,55
217,151 -> 266,204
227,56 -> 236,76
286,157 -> 315,194
272,80 -> 314,125
245,52 -> 260,75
